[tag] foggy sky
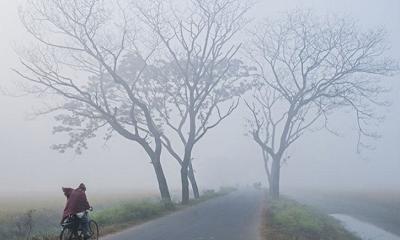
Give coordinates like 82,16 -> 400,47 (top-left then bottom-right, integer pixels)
0,0 -> 399,195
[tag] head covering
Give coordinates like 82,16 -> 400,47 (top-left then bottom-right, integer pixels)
62,187 -> 73,198
61,186 -> 91,223
78,183 -> 86,191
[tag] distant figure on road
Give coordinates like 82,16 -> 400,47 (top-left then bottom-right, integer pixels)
253,182 -> 262,190
61,183 -> 92,240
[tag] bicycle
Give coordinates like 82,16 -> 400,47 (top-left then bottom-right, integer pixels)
60,210 -> 99,240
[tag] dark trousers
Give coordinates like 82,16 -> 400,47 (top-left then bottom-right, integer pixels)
79,212 -> 90,238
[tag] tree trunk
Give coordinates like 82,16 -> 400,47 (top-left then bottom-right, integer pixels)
264,160 -> 272,190
151,154 -> 171,203
181,141 -> 195,204
262,149 -> 272,189
188,162 -> 200,199
270,157 -> 281,199
181,166 -> 190,204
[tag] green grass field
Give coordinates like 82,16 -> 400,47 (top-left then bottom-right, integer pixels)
287,189 -> 400,237
262,196 -> 361,240
0,191 -> 160,239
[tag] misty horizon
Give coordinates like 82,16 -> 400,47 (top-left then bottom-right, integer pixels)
0,0 -> 399,197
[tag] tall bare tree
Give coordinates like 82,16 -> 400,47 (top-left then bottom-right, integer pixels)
245,11 -> 398,199
15,0 -> 172,202
135,0 -> 252,204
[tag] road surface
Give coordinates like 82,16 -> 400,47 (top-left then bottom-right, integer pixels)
102,189 -> 264,240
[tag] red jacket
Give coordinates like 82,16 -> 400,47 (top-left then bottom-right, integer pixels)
61,187 -> 91,223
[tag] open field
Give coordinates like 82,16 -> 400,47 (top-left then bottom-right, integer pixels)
0,188 -> 232,240
262,195 -> 360,240
286,189 -> 400,237
0,191 -> 158,239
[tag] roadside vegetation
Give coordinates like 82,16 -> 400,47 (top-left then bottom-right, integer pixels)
262,196 -> 361,240
0,188 -> 234,240
290,190 -> 400,237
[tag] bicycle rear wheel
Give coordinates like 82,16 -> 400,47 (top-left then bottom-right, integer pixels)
89,220 -> 99,239
60,228 -> 74,240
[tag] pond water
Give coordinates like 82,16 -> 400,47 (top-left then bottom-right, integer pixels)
331,214 -> 400,240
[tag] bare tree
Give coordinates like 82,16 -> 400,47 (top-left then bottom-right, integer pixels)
15,0 -> 172,202
135,0 -> 252,204
245,11 -> 398,199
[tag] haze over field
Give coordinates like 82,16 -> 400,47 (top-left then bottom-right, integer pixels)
0,0 -> 399,197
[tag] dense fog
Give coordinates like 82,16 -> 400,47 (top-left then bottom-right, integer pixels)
0,0 -> 399,196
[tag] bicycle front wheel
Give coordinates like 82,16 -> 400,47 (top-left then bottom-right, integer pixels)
89,220 -> 99,239
60,228 -> 74,240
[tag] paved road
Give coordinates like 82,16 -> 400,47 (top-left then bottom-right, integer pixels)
102,189 -> 264,240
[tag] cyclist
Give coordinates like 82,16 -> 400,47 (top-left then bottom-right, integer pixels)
61,183 -> 92,240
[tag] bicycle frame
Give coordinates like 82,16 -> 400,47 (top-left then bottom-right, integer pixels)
61,216 -> 86,239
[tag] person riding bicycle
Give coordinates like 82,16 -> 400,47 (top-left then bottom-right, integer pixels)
61,183 -> 92,240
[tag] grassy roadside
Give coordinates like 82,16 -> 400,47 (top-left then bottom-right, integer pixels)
262,196 -> 360,240
287,189 -> 400,236
26,187 -> 234,240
